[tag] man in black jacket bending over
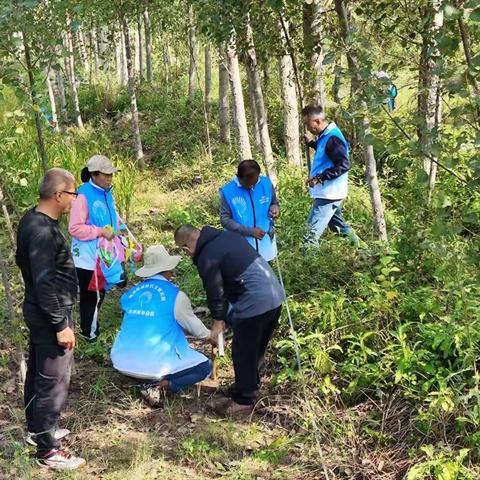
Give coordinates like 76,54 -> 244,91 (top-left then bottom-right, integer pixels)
175,224 -> 285,416
16,168 -> 85,471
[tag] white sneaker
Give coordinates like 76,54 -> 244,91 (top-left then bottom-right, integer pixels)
36,449 -> 85,471
26,428 -> 71,446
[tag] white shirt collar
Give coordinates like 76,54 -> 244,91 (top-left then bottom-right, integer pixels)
150,274 -> 167,281
319,122 -> 337,138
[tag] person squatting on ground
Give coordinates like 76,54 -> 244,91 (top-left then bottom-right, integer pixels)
16,168 -> 85,471
220,159 -> 279,262
174,224 -> 285,416
69,155 -> 126,341
110,245 -> 213,406
302,104 -> 359,245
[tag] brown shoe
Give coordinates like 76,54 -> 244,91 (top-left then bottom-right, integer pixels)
215,399 -> 254,417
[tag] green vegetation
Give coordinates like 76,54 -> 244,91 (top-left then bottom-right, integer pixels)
1,0 -> 480,478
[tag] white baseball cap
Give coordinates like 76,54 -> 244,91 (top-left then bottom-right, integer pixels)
87,155 -> 118,174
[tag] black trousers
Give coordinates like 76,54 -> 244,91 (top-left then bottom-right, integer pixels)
24,305 -> 74,455
76,267 -> 105,340
231,306 -> 281,405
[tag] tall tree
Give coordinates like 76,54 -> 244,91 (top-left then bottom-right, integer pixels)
22,29 -> 48,171
334,0 -> 388,241
244,20 -> 277,183
46,66 -> 60,133
204,43 -> 212,111
418,0 -> 444,200
303,0 -> 327,107
143,4 -> 153,83
188,5 -> 197,102
121,13 -> 145,169
227,34 -> 252,160
218,45 -> 231,143
64,16 -> 84,129
279,17 -> 301,167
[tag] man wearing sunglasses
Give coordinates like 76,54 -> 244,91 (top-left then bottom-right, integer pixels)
16,168 -> 85,471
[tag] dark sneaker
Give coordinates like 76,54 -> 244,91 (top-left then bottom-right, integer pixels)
26,428 -> 70,447
36,449 -> 85,471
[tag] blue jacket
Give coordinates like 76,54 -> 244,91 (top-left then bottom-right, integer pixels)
111,277 -> 208,379
71,180 -> 124,288
309,123 -> 349,200
221,176 -> 277,261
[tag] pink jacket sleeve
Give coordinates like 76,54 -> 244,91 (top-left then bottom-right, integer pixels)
68,194 -> 104,241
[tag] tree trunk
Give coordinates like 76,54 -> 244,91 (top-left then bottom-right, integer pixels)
244,21 -> 277,184
428,84 -> 442,202
245,63 -> 261,150
188,6 -> 197,103
22,30 -> 48,171
303,0 -> 327,107
134,22 -> 141,77
46,67 -> 59,133
77,29 -> 89,75
218,46 -> 231,143
418,0 -> 443,179
205,44 -> 212,112
279,19 -> 301,167
122,16 -> 145,169
163,38 -> 171,88
457,12 -> 480,129
0,186 -> 15,246
137,18 -> 144,81
332,56 -> 342,104
334,0 -> 388,241
97,28 -> 109,73
115,31 -> 123,83
64,21 -> 84,129
54,63 -> 67,124
226,35 -> 252,160
144,6 -> 153,83
120,27 -> 128,86
91,30 -> 100,76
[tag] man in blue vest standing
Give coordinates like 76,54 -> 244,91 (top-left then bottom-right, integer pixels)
302,104 -> 359,245
220,160 -> 279,262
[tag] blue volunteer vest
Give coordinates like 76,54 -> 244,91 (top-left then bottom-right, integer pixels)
221,176 -> 277,261
309,123 -> 349,200
71,180 -> 124,286
110,278 -> 207,379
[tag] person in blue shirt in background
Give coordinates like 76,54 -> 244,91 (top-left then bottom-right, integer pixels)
302,104 -> 359,246
220,160 -> 279,262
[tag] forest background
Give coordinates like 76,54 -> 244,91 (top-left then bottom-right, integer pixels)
0,0 -> 480,478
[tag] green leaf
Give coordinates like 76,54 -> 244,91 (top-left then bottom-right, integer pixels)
444,5 -> 461,19
416,169 -> 429,185
470,8 -> 480,21
471,54 -> 480,68
322,51 -> 336,66
19,178 -> 27,187
21,0 -> 39,8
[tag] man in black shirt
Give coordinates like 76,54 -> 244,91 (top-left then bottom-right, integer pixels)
16,168 -> 85,471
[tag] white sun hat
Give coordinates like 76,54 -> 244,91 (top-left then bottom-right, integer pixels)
135,245 -> 181,278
